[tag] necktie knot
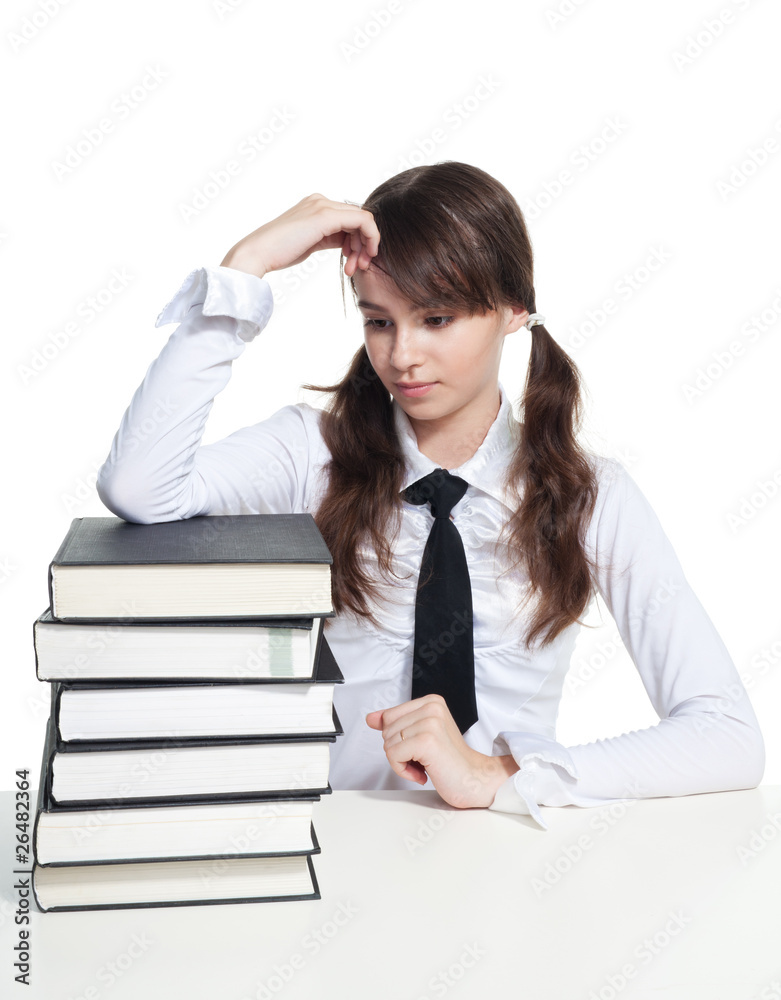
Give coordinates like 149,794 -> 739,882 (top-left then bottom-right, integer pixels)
403,469 -> 469,520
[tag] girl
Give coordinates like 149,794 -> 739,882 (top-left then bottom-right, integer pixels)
96,161 -> 764,829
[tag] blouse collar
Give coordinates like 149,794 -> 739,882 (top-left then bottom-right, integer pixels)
392,382 -> 521,511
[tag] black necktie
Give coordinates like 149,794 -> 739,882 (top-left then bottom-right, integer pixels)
402,469 -> 478,734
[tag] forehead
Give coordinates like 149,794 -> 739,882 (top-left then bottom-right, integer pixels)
352,265 -> 447,313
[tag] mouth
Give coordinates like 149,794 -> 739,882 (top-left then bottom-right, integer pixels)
395,381 -> 437,397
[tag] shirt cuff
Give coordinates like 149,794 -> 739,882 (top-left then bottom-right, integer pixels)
154,265 -> 274,342
488,732 -> 579,830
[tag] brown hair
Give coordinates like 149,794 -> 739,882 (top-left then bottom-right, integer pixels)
302,161 -> 599,650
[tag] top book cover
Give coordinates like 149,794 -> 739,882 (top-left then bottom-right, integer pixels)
48,514 -> 334,622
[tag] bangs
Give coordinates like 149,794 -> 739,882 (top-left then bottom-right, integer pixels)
346,187 -> 505,317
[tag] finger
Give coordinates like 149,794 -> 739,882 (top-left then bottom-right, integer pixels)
386,747 -> 428,785
319,201 -> 380,257
379,695 -> 452,739
385,736 -> 431,787
365,710 -> 384,730
398,761 -> 428,784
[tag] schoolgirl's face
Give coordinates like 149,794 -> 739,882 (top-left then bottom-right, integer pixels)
353,265 -> 528,438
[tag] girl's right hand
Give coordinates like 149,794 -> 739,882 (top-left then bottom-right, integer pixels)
220,193 -> 380,279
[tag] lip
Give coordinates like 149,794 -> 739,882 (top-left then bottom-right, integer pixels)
395,381 -> 437,397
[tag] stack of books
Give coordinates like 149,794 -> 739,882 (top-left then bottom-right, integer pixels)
29,513 -> 342,912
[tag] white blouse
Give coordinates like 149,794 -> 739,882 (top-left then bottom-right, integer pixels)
95,264 -> 765,829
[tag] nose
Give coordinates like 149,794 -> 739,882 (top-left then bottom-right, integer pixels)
389,324 -> 425,372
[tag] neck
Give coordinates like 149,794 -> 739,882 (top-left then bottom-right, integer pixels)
408,386 -> 502,470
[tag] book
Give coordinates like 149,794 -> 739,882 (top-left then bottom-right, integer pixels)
51,635 -> 343,741
32,853 -> 320,911
48,514 -> 333,621
41,712 -> 341,806
33,608 -> 326,681
34,787 -> 320,868
32,721 -> 321,865
35,798 -> 321,867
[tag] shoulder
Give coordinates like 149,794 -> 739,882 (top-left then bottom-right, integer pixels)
220,401 -> 332,475
253,400 -> 327,438
583,452 -> 667,557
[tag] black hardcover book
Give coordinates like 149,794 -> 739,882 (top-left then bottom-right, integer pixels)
34,607 -> 327,681
41,705 -> 342,807
32,853 -> 321,912
51,635 -> 344,742
33,744 -> 322,867
31,715 -> 325,909
48,514 -> 333,621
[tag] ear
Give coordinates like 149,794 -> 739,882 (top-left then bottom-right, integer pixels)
501,303 -> 530,337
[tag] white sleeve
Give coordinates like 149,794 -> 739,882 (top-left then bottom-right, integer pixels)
488,458 -> 765,829
96,265 -> 318,524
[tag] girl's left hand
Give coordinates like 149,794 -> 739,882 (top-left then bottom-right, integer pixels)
365,694 -> 518,809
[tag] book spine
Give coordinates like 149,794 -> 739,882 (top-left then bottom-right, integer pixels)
48,519 -> 81,620
51,682 -> 65,744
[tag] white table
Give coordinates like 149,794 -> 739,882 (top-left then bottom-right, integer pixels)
2,786 -> 780,999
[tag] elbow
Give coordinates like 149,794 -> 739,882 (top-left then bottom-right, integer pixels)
726,716 -> 766,792
743,724 -> 766,789
96,464 -> 172,525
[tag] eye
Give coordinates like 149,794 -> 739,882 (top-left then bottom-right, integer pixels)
362,316 -> 454,330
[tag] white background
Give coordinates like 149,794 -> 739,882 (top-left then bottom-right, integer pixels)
1,0 -> 780,790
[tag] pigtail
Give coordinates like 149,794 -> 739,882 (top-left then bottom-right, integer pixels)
503,323 -> 599,649
302,346 -> 406,626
